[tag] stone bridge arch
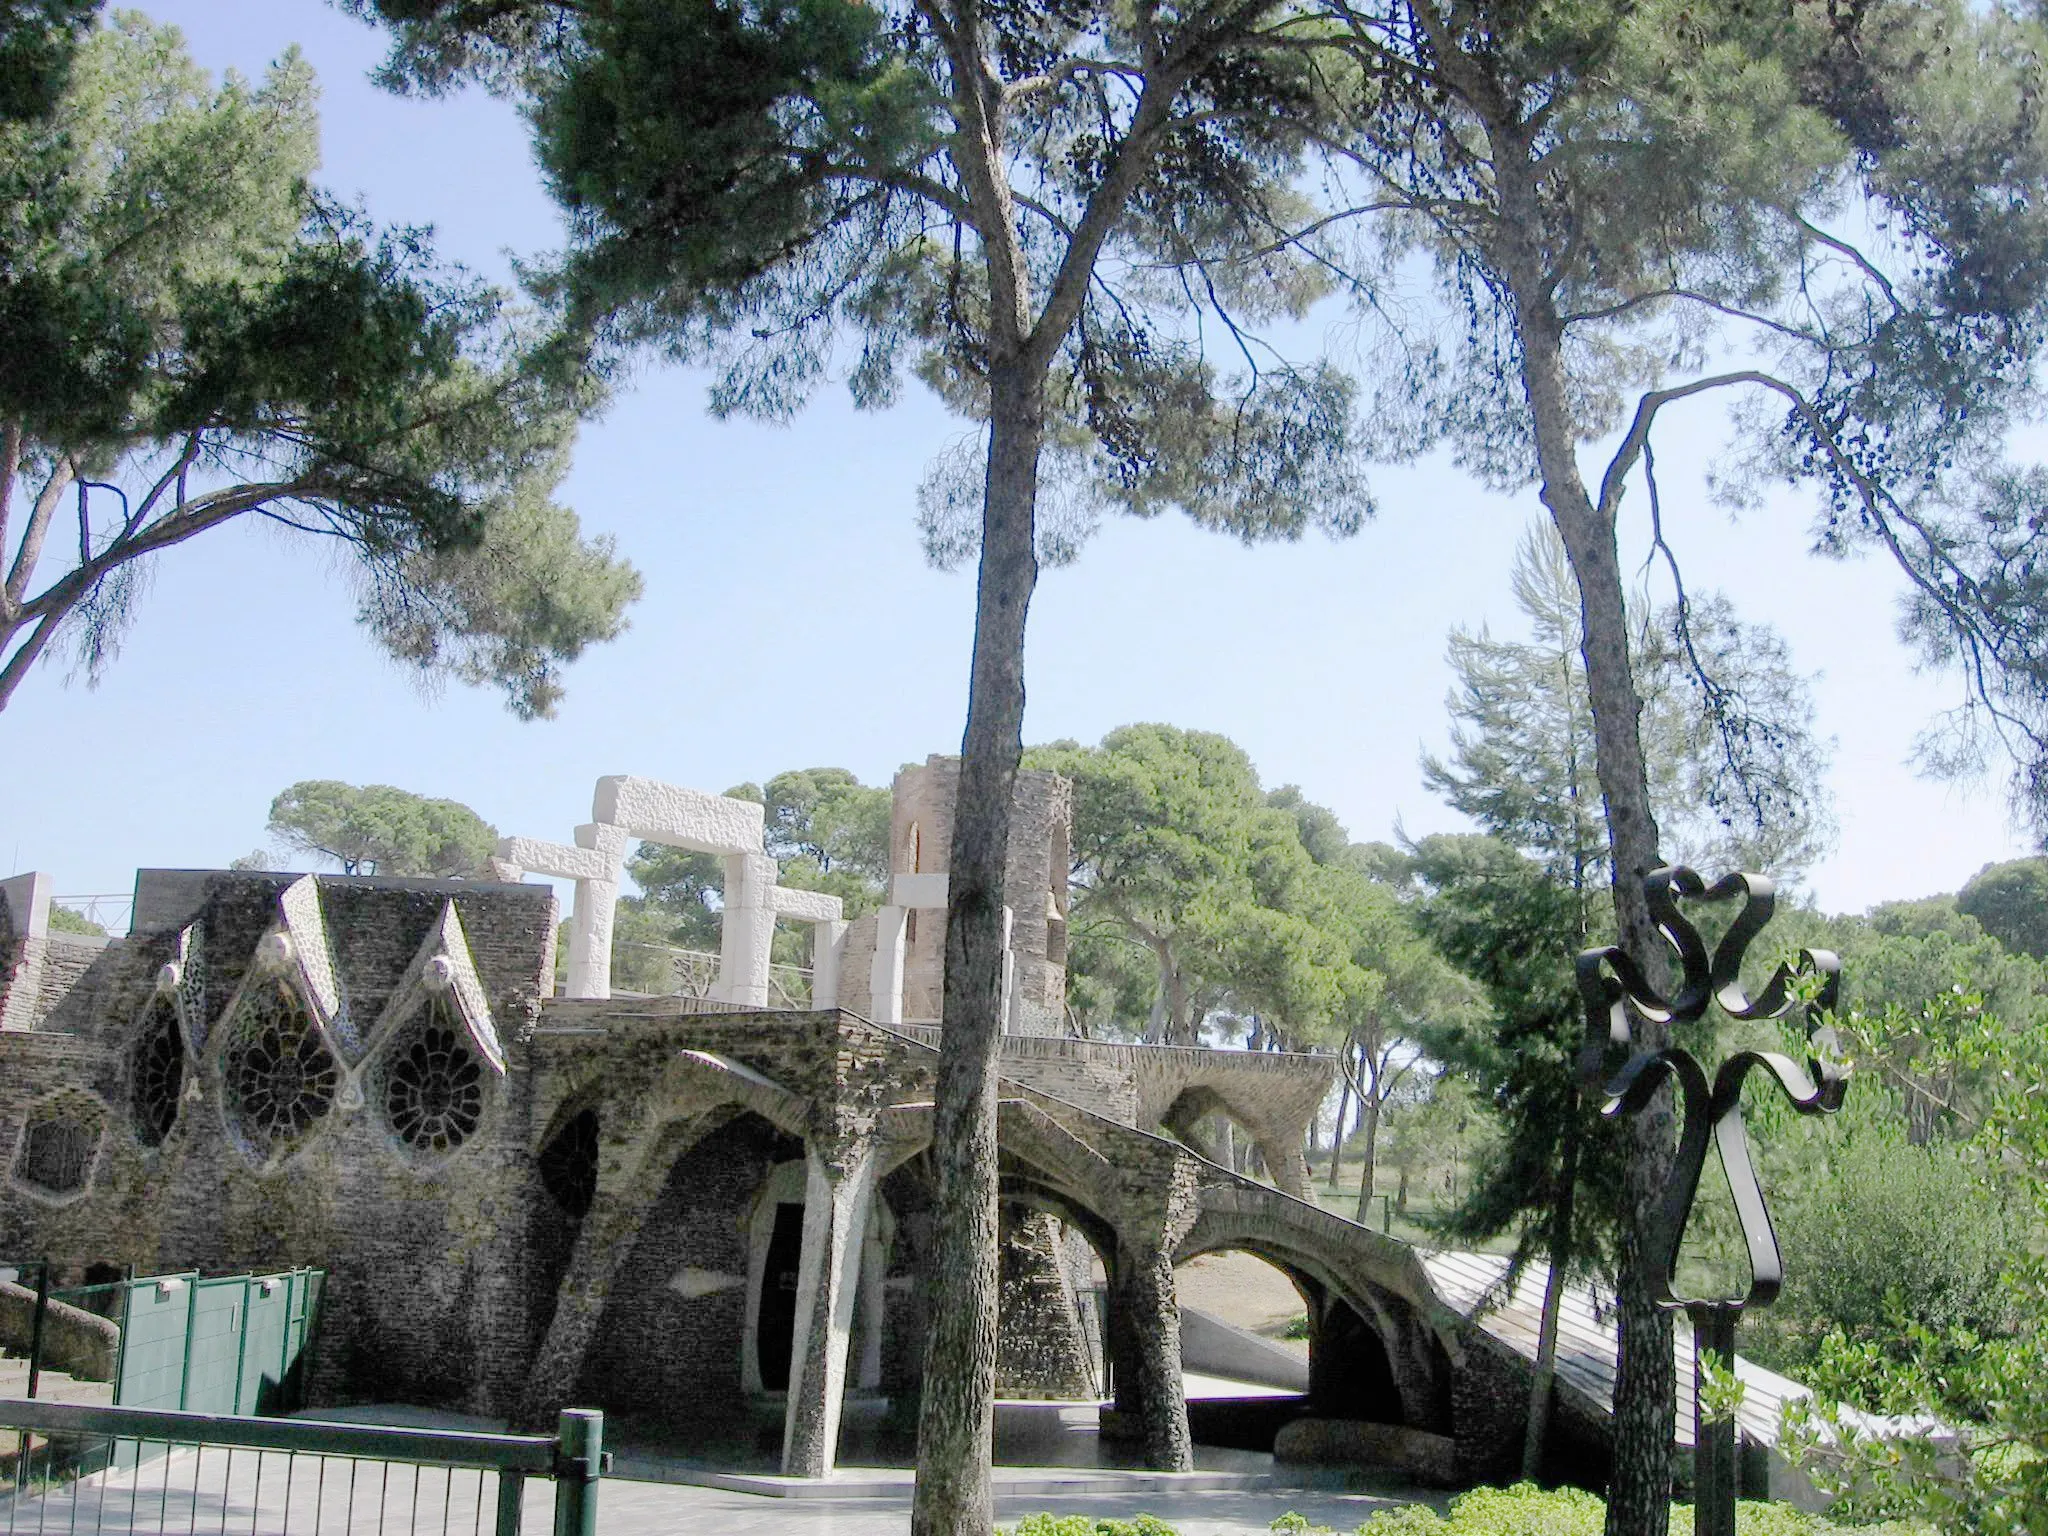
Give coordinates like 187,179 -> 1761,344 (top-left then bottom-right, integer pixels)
1131,1051 -> 1331,1199
520,1051 -> 814,1427
1177,1189 -> 1460,1436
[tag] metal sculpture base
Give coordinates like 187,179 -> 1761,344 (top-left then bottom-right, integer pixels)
1690,1304 -> 1740,1536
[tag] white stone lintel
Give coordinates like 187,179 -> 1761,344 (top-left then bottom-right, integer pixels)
593,776 -> 764,857
772,887 -> 844,923
496,837 -> 617,884
891,873 -> 950,910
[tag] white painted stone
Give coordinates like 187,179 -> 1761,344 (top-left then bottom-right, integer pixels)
495,837 -> 614,883
770,887 -> 844,923
0,872 -> 51,1033
0,873 -> 50,940
891,872 -> 950,910
565,877 -> 619,1001
669,1268 -> 746,1300
719,853 -> 779,1007
868,907 -> 907,1026
1000,904 -> 1016,1034
811,920 -> 847,1011
593,776 -> 764,856
781,1143 -> 880,1477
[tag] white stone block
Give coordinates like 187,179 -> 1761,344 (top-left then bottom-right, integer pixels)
593,776 -> 764,856
564,877 -> 620,1000
772,887 -> 844,923
868,907 -> 907,1026
812,920 -> 847,1011
573,822 -> 633,859
0,872 -> 51,940
497,836 -> 616,883
892,872 -> 950,910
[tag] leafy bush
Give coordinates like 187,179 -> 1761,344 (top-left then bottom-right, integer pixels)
1343,1485 -> 1922,1535
1000,1516 -> 1179,1536
1745,1130 -> 2017,1415
1017,1489 -> 1926,1536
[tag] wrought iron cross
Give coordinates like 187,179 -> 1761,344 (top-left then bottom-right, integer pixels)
1577,867 -> 1848,1536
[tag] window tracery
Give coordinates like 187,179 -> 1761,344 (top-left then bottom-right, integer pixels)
385,1018 -> 485,1154
224,981 -> 339,1158
131,997 -> 184,1147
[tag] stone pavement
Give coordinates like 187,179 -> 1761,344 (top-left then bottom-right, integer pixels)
1,1442 -> 1434,1536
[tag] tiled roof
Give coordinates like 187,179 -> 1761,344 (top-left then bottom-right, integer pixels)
1421,1250 -> 1882,1450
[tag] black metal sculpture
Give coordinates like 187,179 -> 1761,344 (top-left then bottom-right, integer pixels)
1576,868 -> 1848,1536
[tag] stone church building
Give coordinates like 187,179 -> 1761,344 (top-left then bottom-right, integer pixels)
0,759 -> 1610,1484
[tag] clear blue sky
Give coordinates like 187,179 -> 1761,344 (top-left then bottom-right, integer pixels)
0,0 -> 2030,919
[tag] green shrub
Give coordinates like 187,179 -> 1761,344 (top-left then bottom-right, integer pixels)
1017,1489 -> 1927,1536
1000,1515 -> 1180,1536
1347,1485 -> 1926,1535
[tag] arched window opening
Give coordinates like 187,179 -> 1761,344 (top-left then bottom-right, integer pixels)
131,996 -> 184,1148
538,1108 -> 599,1219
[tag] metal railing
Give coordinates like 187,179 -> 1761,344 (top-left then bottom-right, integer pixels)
0,1399 -> 603,1536
613,942 -> 814,1008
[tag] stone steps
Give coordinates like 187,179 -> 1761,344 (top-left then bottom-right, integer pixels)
0,1351 -> 114,1460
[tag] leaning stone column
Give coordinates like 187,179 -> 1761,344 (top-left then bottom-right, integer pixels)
718,853 -> 778,1006
782,1139 -> 881,1476
1114,1239 -> 1194,1471
867,906 -> 908,1025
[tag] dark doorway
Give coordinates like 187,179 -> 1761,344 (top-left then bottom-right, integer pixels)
757,1201 -> 806,1391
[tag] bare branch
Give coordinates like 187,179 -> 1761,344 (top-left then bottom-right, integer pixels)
4,457 -> 77,611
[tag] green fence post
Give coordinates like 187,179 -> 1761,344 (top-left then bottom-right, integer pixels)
494,1471 -> 526,1536
177,1276 -> 200,1410
25,1259 -> 49,1398
231,1277 -> 253,1415
550,1409 -> 603,1536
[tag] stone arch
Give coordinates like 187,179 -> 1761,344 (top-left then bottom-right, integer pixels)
990,1170 -> 1119,1400
210,972 -> 344,1172
518,1053 -> 813,1427
1176,1208 -> 1455,1434
128,992 -> 186,1150
1158,1085 -> 1304,1193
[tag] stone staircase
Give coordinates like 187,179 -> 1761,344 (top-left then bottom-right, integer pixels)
0,1344 -> 113,1461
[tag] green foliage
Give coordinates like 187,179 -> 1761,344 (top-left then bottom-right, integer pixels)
614,766 -> 892,987
1406,834 -> 1627,1281
0,13 -> 637,716
265,780 -> 498,878
998,1516 -> 1179,1536
353,0 -> 1375,570
1780,995 -> 2048,1530
1956,858 -> 2048,961
1350,1485 -> 1921,1536
1029,726 -> 1459,1058
45,902 -> 102,935
1426,524 -> 1832,893
0,1 -> 98,124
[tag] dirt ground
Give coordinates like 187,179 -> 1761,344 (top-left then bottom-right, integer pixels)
1173,1252 -> 1311,1353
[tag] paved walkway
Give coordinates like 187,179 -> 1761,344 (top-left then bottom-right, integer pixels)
3,1444 -> 1430,1536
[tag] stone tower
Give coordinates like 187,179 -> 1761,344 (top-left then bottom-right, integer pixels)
840,754 -> 1070,1034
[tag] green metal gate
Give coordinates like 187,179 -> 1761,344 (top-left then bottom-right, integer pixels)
112,1270 -> 322,1414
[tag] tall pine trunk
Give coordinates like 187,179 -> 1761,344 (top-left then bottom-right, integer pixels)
1327,1078 -> 1353,1190
1353,1092 -> 1382,1224
1493,122 -> 1675,1536
1523,1094 -> 1582,1480
911,357 -> 1045,1536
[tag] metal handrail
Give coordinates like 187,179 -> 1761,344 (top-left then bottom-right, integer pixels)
0,1398 -> 604,1536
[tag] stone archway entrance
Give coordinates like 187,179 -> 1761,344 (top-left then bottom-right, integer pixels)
756,1200 -> 805,1391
